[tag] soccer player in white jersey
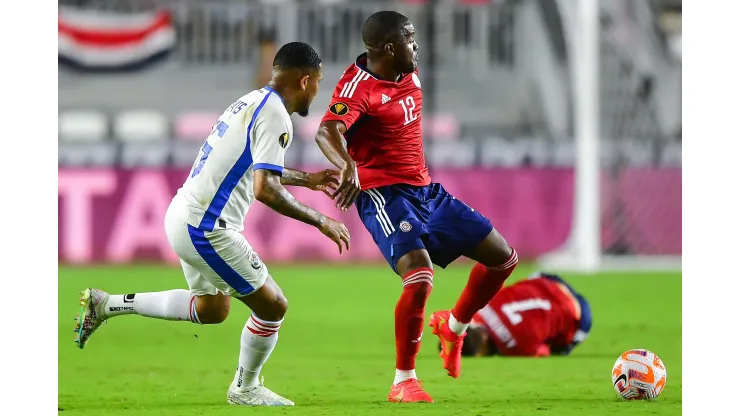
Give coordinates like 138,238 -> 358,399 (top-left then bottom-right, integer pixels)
73,42 -> 350,407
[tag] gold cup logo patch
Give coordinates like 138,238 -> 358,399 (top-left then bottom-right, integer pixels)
279,132 -> 290,148
329,102 -> 349,116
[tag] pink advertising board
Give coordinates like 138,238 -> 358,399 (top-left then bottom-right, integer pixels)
58,168 -> 681,264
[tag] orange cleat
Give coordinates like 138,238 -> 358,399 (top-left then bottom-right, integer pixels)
429,310 -> 466,378
388,379 -> 434,403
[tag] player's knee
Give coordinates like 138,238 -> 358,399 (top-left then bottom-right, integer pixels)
485,241 -> 514,267
194,295 -> 231,324
199,307 -> 229,324
261,293 -> 289,322
490,245 -> 516,268
396,249 -> 433,276
475,230 -> 517,268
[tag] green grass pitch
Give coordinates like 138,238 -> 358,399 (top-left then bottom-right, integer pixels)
58,264 -> 681,415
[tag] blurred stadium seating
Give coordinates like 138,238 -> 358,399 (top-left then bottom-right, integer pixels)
58,0 -> 682,263
59,0 -> 681,168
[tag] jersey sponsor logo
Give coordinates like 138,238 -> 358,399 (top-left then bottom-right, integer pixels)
279,132 -> 290,148
412,73 -> 421,88
381,94 -> 391,104
400,221 -> 412,232
249,251 -> 263,270
329,102 -> 349,116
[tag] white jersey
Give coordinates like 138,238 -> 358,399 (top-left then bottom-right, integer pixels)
174,86 -> 293,232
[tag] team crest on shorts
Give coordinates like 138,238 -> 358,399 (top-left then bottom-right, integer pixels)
400,221 -> 412,232
329,102 -> 349,116
278,132 -> 290,148
249,251 -> 263,270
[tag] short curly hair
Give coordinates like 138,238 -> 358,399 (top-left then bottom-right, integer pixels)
272,42 -> 322,70
362,11 -> 410,47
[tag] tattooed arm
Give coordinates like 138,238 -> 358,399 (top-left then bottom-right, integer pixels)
254,169 -> 350,252
279,167 -> 341,196
255,169 -> 325,227
280,168 -> 310,187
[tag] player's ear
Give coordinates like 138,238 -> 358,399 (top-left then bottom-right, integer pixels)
384,42 -> 394,56
299,73 -> 310,90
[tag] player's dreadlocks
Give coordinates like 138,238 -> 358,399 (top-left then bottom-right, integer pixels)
361,11 -> 410,48
272,42 -> 322,70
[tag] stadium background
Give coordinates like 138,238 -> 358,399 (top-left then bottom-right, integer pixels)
58,0 -> 682,414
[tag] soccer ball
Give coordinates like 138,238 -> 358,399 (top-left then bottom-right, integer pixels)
611,349 -> 667,400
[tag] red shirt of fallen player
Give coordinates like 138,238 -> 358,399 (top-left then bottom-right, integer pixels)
452,273 -> 593,357
320,53 -> 431,190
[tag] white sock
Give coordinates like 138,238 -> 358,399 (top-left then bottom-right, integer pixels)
448,313 -> 469,336
103,290 -> 198,323
232,315 -> 282,390
394,369 -> 417,385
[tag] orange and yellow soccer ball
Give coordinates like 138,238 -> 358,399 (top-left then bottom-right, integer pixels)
611,349 -> 667,400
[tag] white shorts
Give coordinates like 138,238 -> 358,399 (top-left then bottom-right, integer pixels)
164,200 -> 269,297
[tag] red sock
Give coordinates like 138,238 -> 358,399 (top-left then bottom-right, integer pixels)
395,267 -> 434,370
451,249 -> 519,323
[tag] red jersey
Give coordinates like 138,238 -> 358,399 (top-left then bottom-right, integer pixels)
470,275 -> 588,357
320,53 -> 431,190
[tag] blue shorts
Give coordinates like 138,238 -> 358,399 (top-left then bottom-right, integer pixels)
356,183 -> 494,273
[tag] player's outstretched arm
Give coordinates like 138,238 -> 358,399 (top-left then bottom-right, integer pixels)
315,121 -> 361,210
254,169 -> 350,253
280,168 -> 311,187
315,121 -> 354,169
280,168 -> 340,197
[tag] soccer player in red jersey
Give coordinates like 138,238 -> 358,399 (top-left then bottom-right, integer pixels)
444,272 -> 592,358
314,11 -> 519,402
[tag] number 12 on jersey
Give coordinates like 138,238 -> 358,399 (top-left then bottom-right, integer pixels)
399,96 -> 418,125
